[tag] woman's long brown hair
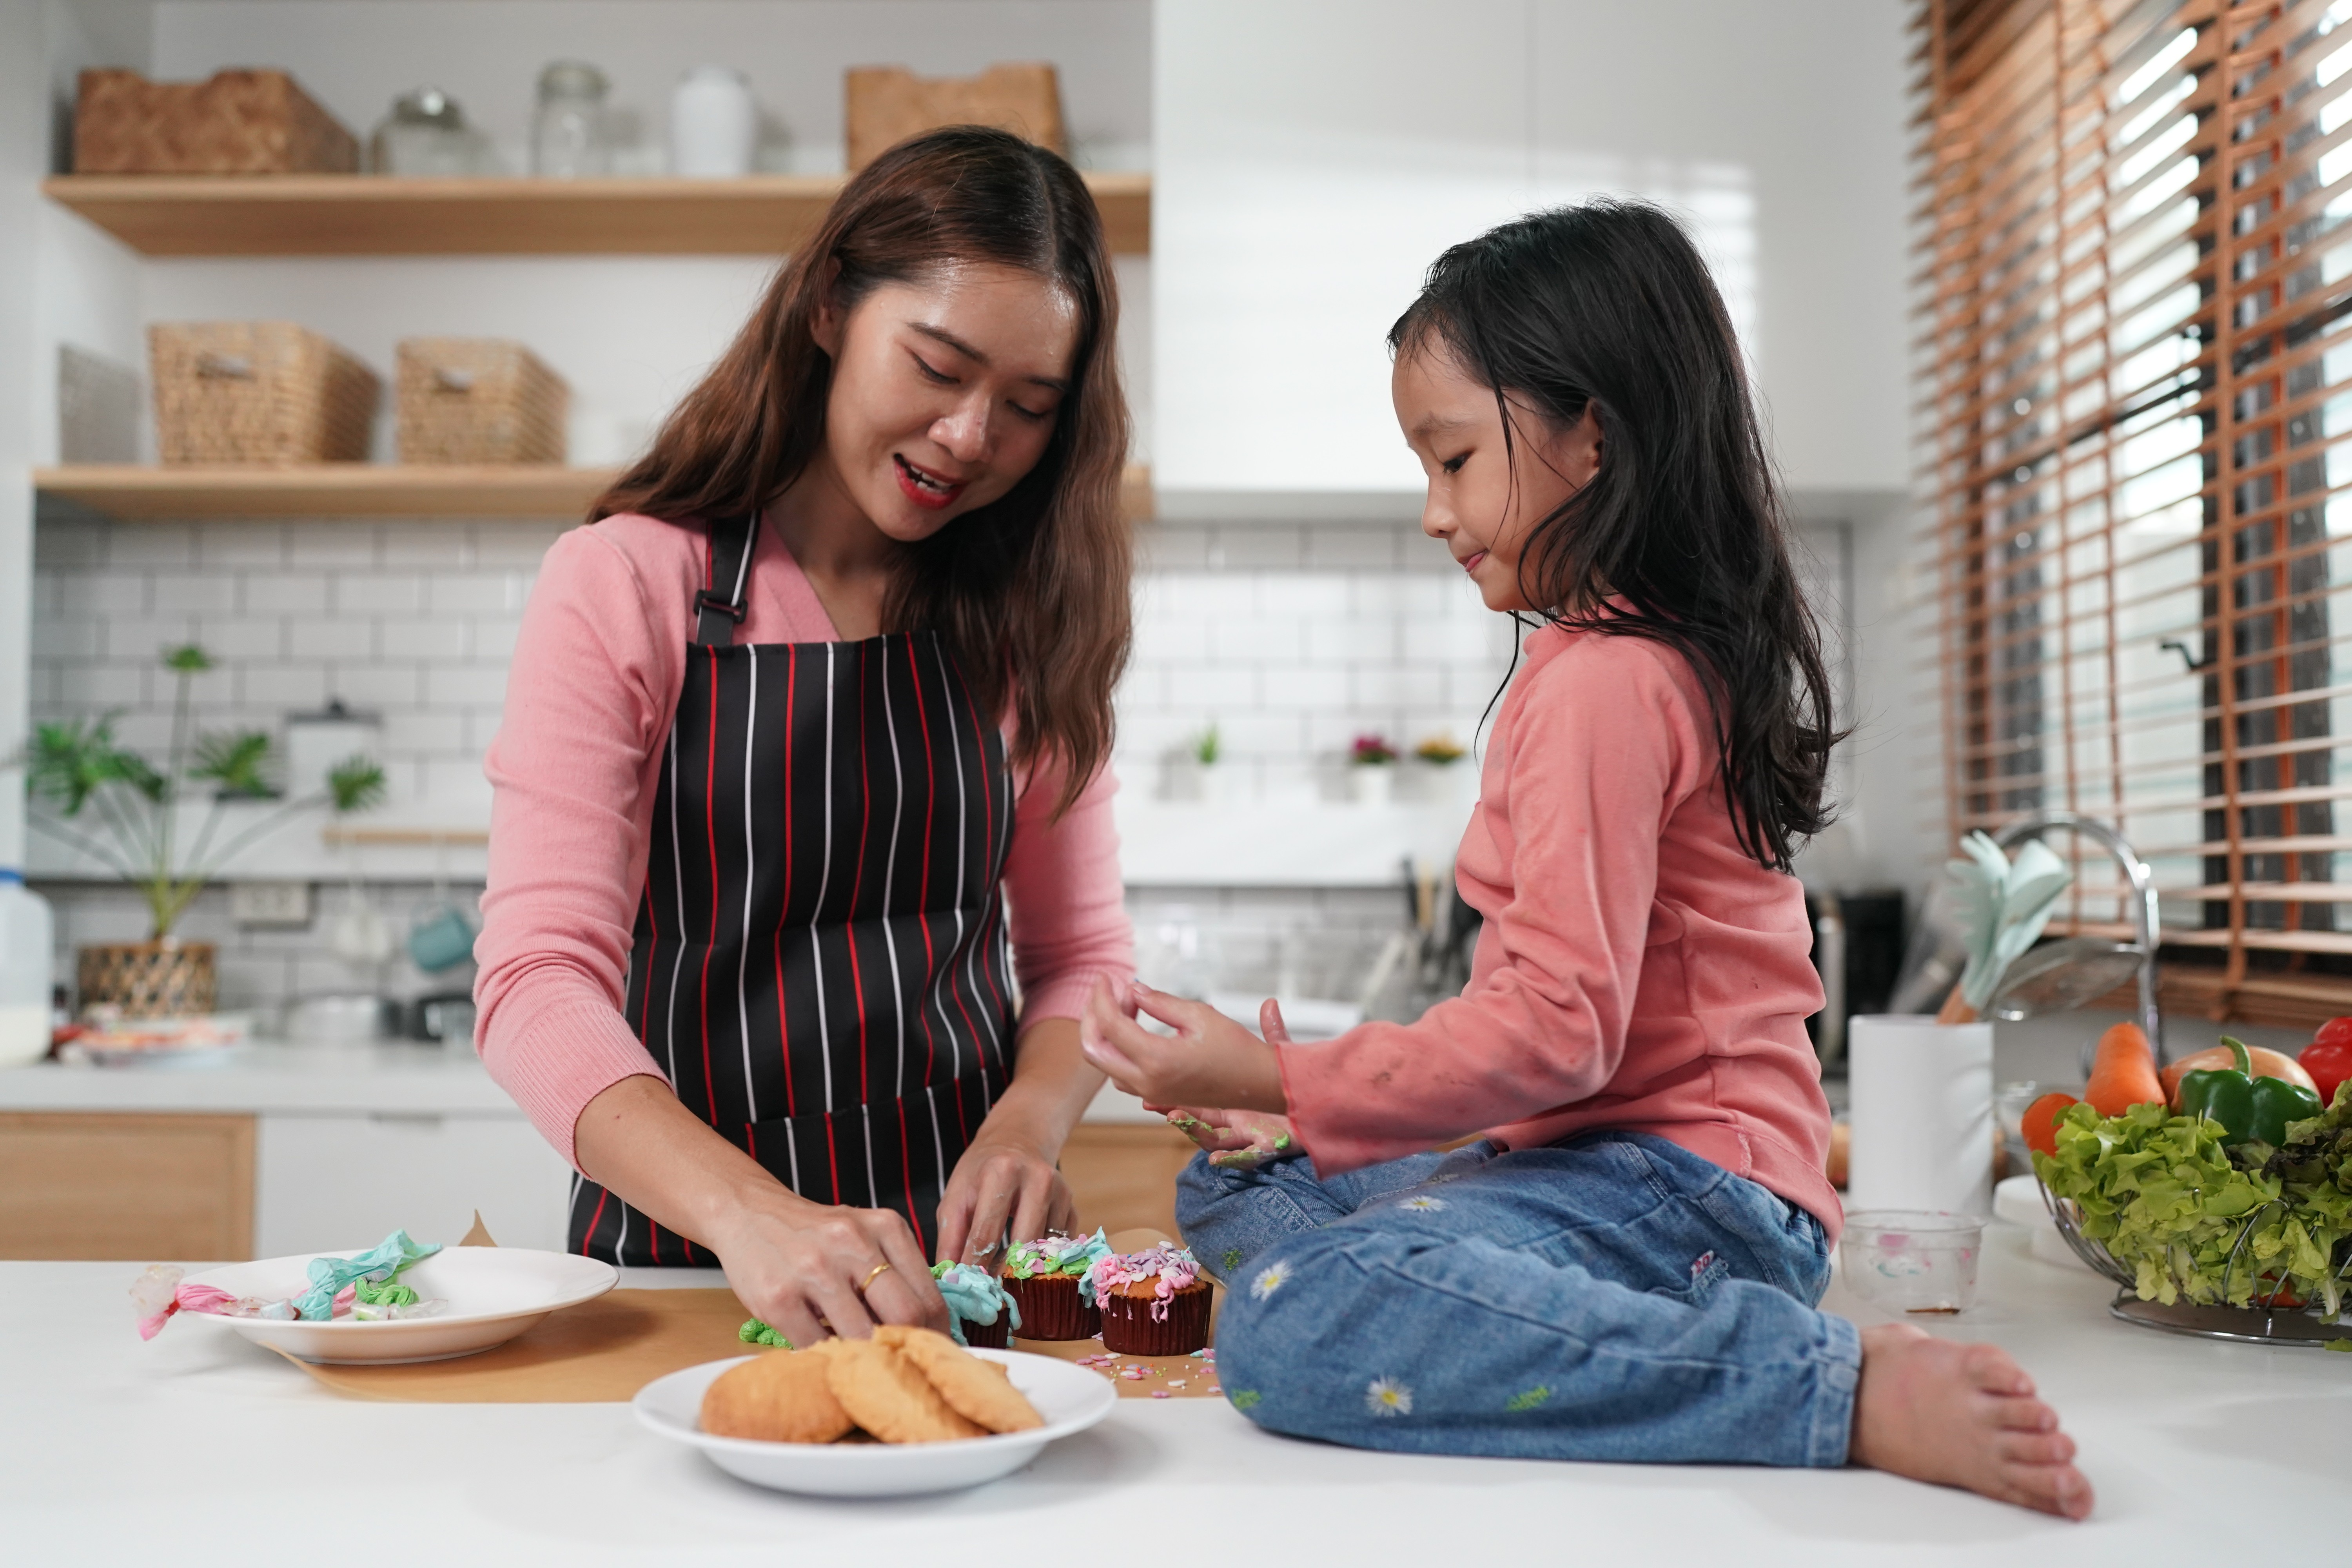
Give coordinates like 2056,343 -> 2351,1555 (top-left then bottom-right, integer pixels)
592,126 -> 1132,813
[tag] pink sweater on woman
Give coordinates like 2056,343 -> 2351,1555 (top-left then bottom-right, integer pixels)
474,511 -> 1135,1168
1279,621 -> 1842,1240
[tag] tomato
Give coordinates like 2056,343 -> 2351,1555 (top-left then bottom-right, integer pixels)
2021,1091 -> 2078,1158
2302,1017 -> 2352,1110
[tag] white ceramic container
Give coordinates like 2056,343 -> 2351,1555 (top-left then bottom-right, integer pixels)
670,66 -> 757,177
1846,1014 -> 1994,1219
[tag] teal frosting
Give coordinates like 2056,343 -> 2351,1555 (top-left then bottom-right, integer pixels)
1003,1229 -> 1116,1304
294,1230 -> 439,1321
930,1261 -> 1020,1346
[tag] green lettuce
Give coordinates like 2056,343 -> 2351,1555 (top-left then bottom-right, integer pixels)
2033,1096 -> 2352,1316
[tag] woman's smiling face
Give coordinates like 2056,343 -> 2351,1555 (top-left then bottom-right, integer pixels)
814,261 -> 1080,542
1392,338 -> 1601,614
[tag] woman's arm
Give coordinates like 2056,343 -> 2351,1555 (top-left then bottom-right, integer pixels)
574,1076 -> 945,1343
932,754 -> 1134,1261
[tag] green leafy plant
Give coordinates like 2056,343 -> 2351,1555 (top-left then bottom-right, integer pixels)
1194,722 -> 1222,766
22,644 -> 386,939
1350,733 -> 1399,767
1414,733 -> 1466,765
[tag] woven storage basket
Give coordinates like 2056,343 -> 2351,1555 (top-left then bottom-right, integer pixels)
151,322 -> 378,465
78,943 -> 217,1020
396,339 -> 568,465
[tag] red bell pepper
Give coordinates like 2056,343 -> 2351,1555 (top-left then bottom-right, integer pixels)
2303,1017 -> 2352,1110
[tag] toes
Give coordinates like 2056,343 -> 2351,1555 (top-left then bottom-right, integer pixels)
1996,1430 -> 2076,1467
1960,1344 -> 2033,1396
2053,1467 -> 2096,1520
1987,1395 -> 2058,1433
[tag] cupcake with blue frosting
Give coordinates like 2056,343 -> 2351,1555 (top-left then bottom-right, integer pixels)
1000,1229 -> 1115,1339
930,1260 -> 1021,1348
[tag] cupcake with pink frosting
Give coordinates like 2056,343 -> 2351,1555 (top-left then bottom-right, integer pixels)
1089,1242 -> 1211,1356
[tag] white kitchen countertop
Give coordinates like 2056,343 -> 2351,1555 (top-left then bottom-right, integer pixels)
0,1044 -> 1170,1124
7,1228 -> 2347,1564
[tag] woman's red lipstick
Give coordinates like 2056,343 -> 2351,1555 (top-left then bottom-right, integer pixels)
894,454 -> 967,510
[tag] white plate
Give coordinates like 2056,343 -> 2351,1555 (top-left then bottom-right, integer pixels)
633,1349 -> 1118,1498
181,1247 -> 617,1364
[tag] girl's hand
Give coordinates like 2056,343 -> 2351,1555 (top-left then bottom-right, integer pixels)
934,1124 -> 1078,1266
705,1189 -> 948,1349
1079,978 -> 1288,1114
1163,1105 -> 1306,1169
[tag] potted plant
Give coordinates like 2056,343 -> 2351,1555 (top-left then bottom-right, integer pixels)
1412,732 -> 1475,809
23,644 -> 385,1018
1349,733 -> 1399,805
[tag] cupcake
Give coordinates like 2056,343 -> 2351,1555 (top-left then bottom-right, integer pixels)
1000,1229 -> 1114,1340
930,1261 -> 1020,1349
1090,1243 -> 1211,1356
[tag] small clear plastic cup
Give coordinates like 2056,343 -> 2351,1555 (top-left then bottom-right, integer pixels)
1839,1210 -> 1984,1314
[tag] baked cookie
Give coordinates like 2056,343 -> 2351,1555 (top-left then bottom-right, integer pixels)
876,1325 -> 1044,1434
822,1338 -> 987,1443
699,1350 -> 855,1443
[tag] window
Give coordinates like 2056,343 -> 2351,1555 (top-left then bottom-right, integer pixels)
1920,0 -> 2352,1024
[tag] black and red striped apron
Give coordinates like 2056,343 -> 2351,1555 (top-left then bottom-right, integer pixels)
568,513 -> 1019,1265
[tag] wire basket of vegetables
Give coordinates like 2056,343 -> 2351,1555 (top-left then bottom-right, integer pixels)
2027,1023 -> 2352,1347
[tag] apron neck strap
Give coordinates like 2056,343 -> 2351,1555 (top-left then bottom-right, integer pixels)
695,514 -> 757,646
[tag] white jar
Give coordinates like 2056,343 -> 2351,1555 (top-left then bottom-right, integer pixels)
0,869 -> 56,1066
670,66 -> 757,178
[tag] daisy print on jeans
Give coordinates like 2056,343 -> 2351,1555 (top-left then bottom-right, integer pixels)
1365,1377 -> 1413,1417
1398,1195 -> 1447,1212
1249,1260 -> 1291,1301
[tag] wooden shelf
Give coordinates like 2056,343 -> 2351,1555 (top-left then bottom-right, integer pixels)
41,172 -> 1151,256
34,463 -> 1157,523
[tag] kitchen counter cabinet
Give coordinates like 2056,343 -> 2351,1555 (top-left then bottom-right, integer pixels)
10,1229 -> 2348,1563
0,1112 -> 253,1261
258,1113 -> 570,1256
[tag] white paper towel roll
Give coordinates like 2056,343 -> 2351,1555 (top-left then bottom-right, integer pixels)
1846,1014 -> 1994,1218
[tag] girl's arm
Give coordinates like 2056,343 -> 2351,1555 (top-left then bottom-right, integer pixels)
932,756 -> 1135,1262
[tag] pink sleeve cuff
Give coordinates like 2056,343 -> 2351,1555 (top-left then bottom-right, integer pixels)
1018,968 -> 1131,1031
480,994 -> 669,1171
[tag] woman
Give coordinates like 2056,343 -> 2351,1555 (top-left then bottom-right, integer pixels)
475,127 -> 1136,1348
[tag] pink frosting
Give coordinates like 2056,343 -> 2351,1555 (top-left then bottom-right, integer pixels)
1087,1244 -> 1201,1322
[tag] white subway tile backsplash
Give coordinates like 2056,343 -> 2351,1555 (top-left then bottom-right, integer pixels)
379,618 -> 474,662
1209,615 -> 1301,663
428,572 -> 534,614
378,522 -> 475,568
327,664 -> 427,708
54,662 -> 146,708
240,663 -> 330,709
192,617 -> 287,661
288,616 -> 377,660
106,522 -> 196,567
1262,666 -> 1350,711
241,572 -> 332,615
287,525 -> 381,568
197,523 -> 291,567
55,572 -> 148,618
333,572 -> 424,615
470,524 -> 568,566
425,664 -> 510,709
151,573 -> 240,616
1305,527 -> 1405,568
1169,665 -> 1258,709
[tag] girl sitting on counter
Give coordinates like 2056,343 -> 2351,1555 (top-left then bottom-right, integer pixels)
1080,201 -> 2094,1520
474,127 -> 1133,1348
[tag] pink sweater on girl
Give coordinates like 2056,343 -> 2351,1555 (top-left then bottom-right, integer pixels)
473,511 -> 1135,1168
1278,620 -> 1842,1240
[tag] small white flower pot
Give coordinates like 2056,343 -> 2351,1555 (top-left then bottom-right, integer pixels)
1349,767 -> 1394,806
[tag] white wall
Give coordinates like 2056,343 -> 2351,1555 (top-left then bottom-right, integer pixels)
1153,0 -> 1909,504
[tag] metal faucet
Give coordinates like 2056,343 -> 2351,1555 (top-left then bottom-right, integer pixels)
1991,810 -> 2165,1063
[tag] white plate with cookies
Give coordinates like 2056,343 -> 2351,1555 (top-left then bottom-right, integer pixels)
633,1328 -> 1118,1498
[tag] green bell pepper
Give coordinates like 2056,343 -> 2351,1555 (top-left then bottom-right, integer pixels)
2177,1035 -> 2325,1146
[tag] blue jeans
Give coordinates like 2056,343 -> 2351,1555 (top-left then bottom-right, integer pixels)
1178,1131 -> 1861,1466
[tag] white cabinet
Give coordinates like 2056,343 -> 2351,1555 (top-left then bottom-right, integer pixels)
256,1112 -> 571,1256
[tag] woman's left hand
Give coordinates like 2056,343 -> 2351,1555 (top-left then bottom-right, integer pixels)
934,1126 -> 1076,1267
1079,977 -> 1288,1113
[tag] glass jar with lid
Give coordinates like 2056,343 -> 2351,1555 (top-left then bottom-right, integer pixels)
532,61 -> 612,178
368,87 -> 491,176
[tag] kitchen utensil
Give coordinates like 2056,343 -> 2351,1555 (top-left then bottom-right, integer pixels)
1989,810 -> 2166,1064
632,1349 -> 1116,1497
180,1247 -> 616,1364
367,87 -> 490,175
670,65 -> 757,176
532,61 -> 610,178
283,993 -> 396,1043
1846,1014 -> 1994,1219
1987,937 -> 2145,1022
1938,831 -> 2069,1020
407,898 -> 475,973
406,991 -> 476,1049
1839,1211 -> 1984,1314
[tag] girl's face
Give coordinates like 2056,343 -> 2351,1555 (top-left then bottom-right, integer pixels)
813,261 -> 1080,543
1392,340 -> 1602,614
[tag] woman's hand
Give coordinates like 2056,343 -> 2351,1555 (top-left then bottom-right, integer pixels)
704,1189 -> 947,1349
934,1125 -> 1078,1266
1079,978 -> 1288,1113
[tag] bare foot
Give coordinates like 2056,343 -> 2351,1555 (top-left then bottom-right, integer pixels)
1848,1324 -> 2094,1520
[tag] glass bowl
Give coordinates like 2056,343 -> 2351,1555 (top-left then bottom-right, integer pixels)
1840,1210 -> 1984,1315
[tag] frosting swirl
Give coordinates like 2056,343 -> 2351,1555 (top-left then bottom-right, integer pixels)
1088,1243 -> 1202,1322
1003,1229 -> 1116,1302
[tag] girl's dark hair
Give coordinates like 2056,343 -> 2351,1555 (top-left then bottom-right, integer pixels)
1388,198 -> 1839,870
594,126 -> 1131,811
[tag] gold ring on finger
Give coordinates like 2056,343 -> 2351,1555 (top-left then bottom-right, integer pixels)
858,1262 -> 892,1294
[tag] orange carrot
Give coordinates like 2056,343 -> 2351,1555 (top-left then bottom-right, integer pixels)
2084,1021 -> 2165,1116
2022,1091 -> 2078,1158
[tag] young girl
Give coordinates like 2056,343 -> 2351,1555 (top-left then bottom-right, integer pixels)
1080,200 -> 2093,1519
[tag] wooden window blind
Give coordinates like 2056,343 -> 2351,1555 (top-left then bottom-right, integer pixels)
1919,0 -> 2352,1026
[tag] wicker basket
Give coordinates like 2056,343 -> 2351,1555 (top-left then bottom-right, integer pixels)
78,943 -> 218,1020
844,63 -> 1066,171
151,322 -> 378,465
74,68 -> 358,174
395,339 -> 568,465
